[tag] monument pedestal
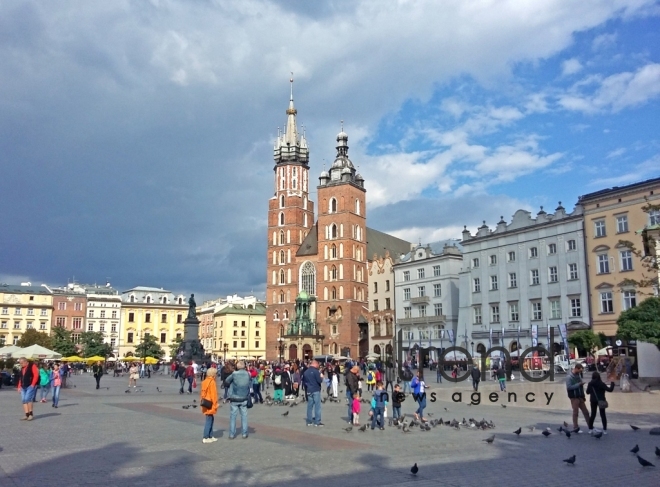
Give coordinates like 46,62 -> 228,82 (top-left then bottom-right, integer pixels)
179,316 -> 206,363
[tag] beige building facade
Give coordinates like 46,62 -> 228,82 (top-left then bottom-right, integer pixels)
214,302 -> 266,361
119,287 -> 187,360
366,251 -> 397,360
0,284 -> 53,346
578,177 -> 660,337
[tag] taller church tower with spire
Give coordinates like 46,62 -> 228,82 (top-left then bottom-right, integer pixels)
266,77 -> 315,357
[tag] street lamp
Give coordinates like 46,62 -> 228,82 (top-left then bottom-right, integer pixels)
277,337 -> 284,363
471,341 -> 474,357
222,343 -> 228,362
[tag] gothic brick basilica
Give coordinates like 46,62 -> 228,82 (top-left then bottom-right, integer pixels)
265,80 -> 410,361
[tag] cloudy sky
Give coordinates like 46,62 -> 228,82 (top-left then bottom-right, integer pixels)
2,0 -> 659,301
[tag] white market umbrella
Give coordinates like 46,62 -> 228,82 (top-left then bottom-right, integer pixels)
595,346 -> 612,356
0,344 -> 22,357
11,344 -> 62,360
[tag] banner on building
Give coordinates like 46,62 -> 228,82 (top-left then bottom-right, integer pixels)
517,325 -> 521,352
558,323 -> 569,355
447,329 -> 455,345
489,328 -> 493,350
531,324 -> 538,347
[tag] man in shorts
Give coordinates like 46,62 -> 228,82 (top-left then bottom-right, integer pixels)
18,358 -> 39,421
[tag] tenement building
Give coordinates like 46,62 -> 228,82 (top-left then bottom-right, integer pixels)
578,177 -> 660,337
0,283 -> 53,346
457,204 -> 590,356
84,283 -> 122,351
265,80 -> 409,361
393,241 -> 463,364
51,283 -> 86,335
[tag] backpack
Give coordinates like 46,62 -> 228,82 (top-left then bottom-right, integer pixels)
367,371 -> 374,382
274,374 -> 282,385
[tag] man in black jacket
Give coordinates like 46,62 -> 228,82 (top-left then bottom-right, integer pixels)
92,362 -> 104,390
470,366 -> 481,391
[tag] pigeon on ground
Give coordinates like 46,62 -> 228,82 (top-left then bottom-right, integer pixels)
125,390 -> 130,393
542,431 -> 552,437
563,455 -> 576,465
444,408 -> 449,411
321,397 -> 327,404
282,411 -> 289,417
402,424 -> 411,433
527,426 -> 536,432
193,399 -> 196,403
192,405 -> 197,408
359,425 -> 367,432
631,425 -> 640,431
344,426 -> 353,433
483,435 -> 495,444
637,455 -> 655,467
428,413 -> 434,417
501,404 -> 506,408
565,430 -> 572,439
563,421 -> 569,428
157,387 -> 161,392
655,446 -> 660,457
593,431 -> 603,439
631,445 -> 640,454
513,427 -> 521,436
182,405 -> 190,409
410,463 -> 418,475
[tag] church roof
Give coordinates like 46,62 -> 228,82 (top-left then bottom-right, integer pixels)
296,223 -> 318,257
295,224 -> 411,259
366,227 -> 412,260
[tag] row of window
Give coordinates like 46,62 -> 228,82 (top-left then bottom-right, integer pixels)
88,310 -> 119,319
372,298 -> 391,311
126,312 -> 183,323
402,325 -> 445,341
126,331 -> 182,344
471,240 -> 579,269
473,299 -> 580,324
402,303 -> 444,318
403,283 -> 442,300
325,197 -> 361,216
279,194 -> 309,210
323,223 -> 363,241
402,265 -> 442,281
55,317 -> 84,328
1,321 -> 48,330
1,307 -> 49,316
373,280 -> 391,293
231,329 -> 261,338
472,264 -> 579,292
56,302 -> 84,311
596,251 -> 633,274
278,211 -> 310,228
126,295 -> 184,305
594,211 -> 660,238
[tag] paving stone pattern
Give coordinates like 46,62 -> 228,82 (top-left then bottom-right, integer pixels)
0,373 -> 658,487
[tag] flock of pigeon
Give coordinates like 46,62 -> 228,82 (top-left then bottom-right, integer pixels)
341,414 -> 497,434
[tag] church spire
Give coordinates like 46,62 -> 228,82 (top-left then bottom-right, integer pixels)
274,75 -> 308,166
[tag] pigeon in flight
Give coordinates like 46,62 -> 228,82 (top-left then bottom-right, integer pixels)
513,428 -> 521,436
483,435 -> 495,444
631,425 -> 640,431
637,455 -> 655,467
563,455 -> 576,465
410,463 -> 418,475
631,444 -> 640,454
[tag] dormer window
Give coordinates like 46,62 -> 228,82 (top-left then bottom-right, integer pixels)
129,295 -> 135,303
146,296 -> 152,304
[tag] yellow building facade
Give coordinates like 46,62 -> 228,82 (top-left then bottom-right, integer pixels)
213,303 -> 266,361
118,287 -> 187,360
578,177 -> 660,336
0,284 -> 54,346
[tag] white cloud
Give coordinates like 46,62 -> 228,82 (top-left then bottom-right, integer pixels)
606,147 -> 626,158
561,58 -> 583,76
558,63 -> 660,113
589,154 -> 660,186
592,32 -> 618,51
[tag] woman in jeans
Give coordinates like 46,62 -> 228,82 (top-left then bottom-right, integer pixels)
39,363 -> 51,403
586,371 -> 615,434
200,367 -> 219,443
410,370 -> 428,422
51,363 -> 62,408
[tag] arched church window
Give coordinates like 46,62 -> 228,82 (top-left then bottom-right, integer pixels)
331,224 -> 337,239
283,309 -> 289,319
303,196 -> 308,210
330,198 -> 337,213
280,195 -> 285,208
279,212 -> 284,226
356,199 -> 360,215
279,292 -> 285,304
280,270 -> 285,284
300,261 -> 316,296
279,250 -> 285,264
331,265 -> 337,280
331,287 -> 337,299
274,310 -> 279,320
279,231 -> 285,245
331,244 -> 337,259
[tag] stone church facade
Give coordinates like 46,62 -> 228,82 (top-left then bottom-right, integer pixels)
265,81 -> 410,361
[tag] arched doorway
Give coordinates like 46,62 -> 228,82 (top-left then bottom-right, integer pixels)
374,345 -> 381,355
288,344 -> 298,361
302,344 -> 313,360
476,343 -> 486,356
385,344 -> 393,356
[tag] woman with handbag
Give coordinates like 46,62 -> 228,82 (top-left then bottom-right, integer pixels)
586,371 -> 615,434
200,367 -> 219,443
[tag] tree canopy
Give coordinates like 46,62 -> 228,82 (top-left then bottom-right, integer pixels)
567,330 -> 602,355
135,334 -> 165,359
79,331 -> 113,358
17,329 -> 53,349
168,336 -> 183,359
51,326 -> 77,357
617,297 -> 660,349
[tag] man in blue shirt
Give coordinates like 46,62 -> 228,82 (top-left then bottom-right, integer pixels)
302,360 -> 324,427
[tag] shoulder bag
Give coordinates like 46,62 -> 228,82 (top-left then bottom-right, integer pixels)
200,398 -> 213,409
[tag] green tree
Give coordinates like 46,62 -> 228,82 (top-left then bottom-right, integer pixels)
79,331 -> 112,358
168,336 -> 183,359
568,330 -> 602,355
617,296 -> 660,349
135,334 -> 165,359
17,329 -> 53,349
617,200 -> 659,294
51,326 -> 77,357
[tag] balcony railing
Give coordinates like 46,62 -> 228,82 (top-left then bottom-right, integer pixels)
411,296 -> 430,304
397,315 -> 445,326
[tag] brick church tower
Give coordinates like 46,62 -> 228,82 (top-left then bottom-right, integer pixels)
315,127 -> 367,358
266,78 -> 315,359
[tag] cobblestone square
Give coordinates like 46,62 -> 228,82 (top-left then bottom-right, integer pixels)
1,373 -> 659,487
